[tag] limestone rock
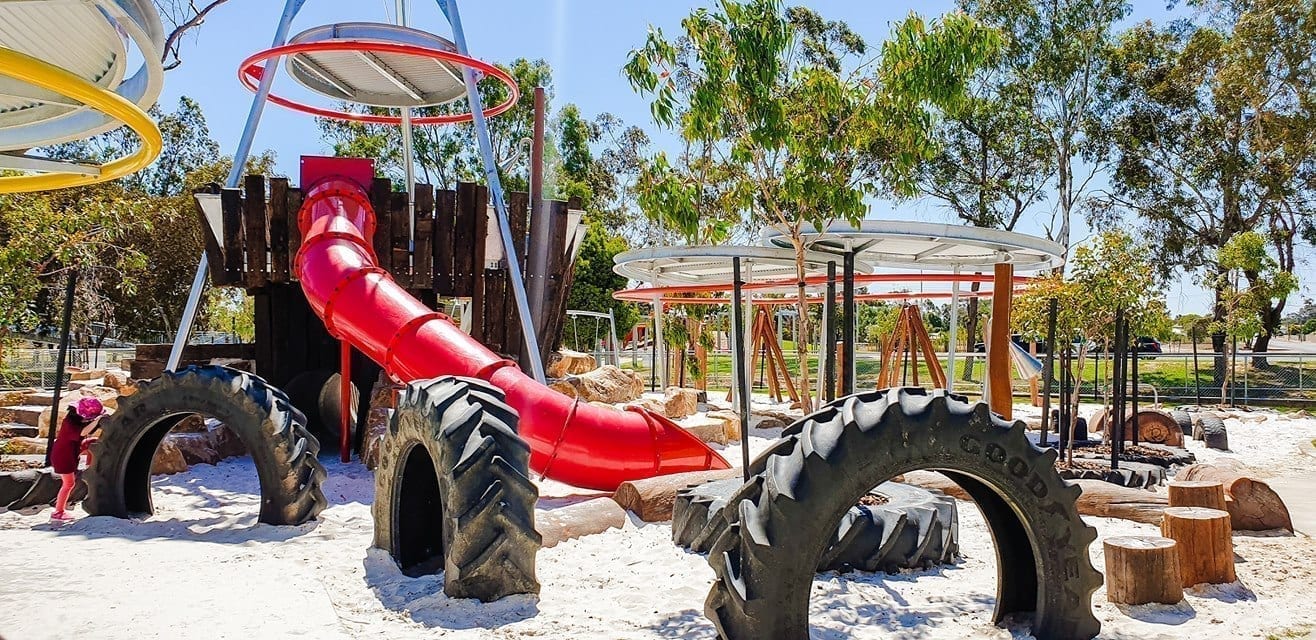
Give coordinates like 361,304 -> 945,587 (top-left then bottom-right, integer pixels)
1,436 -> 47,455
680,411 -> 740,445
622,397 -> 667,416
208,425 -> 247,459
548,365 -> 643,404
0,389 -> 35,407
168,433 -> 222,466
548,349 -> 597,378
172,414 -> 209,433
102,371 -> 130,392
663,387 -> 700,419
67,367 -> 106,381
151,438 -> 188,475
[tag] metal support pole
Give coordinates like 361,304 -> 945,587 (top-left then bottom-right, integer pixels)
1040,298 -> 1057,447
44,272 -> 78,465
340,341 -> 352,463
842,250 -> 856,396
1057,342 -> 1069,458
167,0 -> 307,372
732,258 -> 750,481
1111,308 -> 1126,469
1192,327 -> 1201,405
653,298 -> 666,390
1130,336 -> 1140,446
823,261 -> 836,402
526,87 -> 548,331
438,0 -> 546,383
946,267 -> 961,391
396,0 -> 416,253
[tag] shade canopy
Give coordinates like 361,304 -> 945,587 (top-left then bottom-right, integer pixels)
762,220 -> 1064,272
286,22 -> 469,108
613,245 -> 874,290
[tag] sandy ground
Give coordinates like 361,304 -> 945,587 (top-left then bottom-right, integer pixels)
1,403 -> 1314,640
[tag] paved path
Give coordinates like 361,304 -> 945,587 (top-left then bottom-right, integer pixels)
1268,470 -> 1316,536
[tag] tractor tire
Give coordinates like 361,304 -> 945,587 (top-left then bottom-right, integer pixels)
1170,410 -> 1193,436
674,477 -> 957,573
372,376 -> 540,602
703,388 -> 1101,640
83,366 -> 327,526
283,369 -> 358,452
1056,459 -> 1165,488
1195,414 -> 1229,451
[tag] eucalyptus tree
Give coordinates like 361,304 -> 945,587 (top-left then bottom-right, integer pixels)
625,0 -> 999,407
1093,0 -> 1315,367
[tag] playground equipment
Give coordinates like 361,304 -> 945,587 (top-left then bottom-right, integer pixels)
0,0 -> 164,193
701,388 -> 1102,640
875,304 -> 947,390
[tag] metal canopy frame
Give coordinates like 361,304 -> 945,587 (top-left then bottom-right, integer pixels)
0,0 -> 164,150
762,220 -> 1065,273
167,0 -> 549,384
285,22 -> 467,108
613,245 -> 874,288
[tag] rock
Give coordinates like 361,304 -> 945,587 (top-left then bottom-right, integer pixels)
708,410 -> 742,442
208,425 -> 247,459
548,365 -> 643,404
361,372 -> 397,471
0,389 -> 35,407
622,397 -> 667,415
750,413 -> 789,431
172,414 -> 209,433
1,436 -> 47,455
548,349 -> 597,378
102,371 -> 130,392
35,386 -> 121,436
151,438 -> 188,475
680,411 -> 740,445
663,387 -> 700,419
67,367 -> 106,381
168,433 -> 222,466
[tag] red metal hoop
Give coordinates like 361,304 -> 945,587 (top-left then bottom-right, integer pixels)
238,39 -> 519,125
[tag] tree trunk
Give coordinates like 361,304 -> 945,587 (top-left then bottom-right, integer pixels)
1250,330 -> 1271,368
1160,507 -> 1235,587
1178,460 -> 1294,532
792,237 -> 813,411
961,283 -> 981,382
1103,537 -> 1183,605
1167,480 -> 1227,511
612,468 -> 741,522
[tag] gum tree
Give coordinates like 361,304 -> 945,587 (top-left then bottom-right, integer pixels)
625,1 -> 999,407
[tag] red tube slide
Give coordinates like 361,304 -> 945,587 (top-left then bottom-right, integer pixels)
293,173 -> 730,490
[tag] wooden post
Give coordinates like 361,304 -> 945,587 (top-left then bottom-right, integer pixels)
988,263 -> 1014,419
221,187 -> 245,284
242,174 -> 268,288
268,177 -> 290,282
1103,536 -> 1184,605
1160,507 -> 1235,586
1168,481 -> 1227,511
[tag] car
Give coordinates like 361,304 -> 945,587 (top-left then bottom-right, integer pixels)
973,334 -> 1049,353
1086,336 -> 1162,353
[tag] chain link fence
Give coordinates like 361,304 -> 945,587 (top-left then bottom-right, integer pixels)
617,347 -> 1316,406
1,348 -> 135,389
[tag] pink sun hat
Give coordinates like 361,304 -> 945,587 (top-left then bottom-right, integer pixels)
75,397 -> 105,420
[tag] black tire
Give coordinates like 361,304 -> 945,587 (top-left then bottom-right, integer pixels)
1071,445 -> 1195,469
83,366 -> 327,526
1170,410 -> 1193,436
283,369 -> 359,451
674,478 -> 958,573
372,376 -> 540,602
703,388 -> 1101,640
1056,459 -> 1165,488
1196,414 -> 1229,450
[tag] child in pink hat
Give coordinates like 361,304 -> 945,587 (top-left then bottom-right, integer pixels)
49,397 -> 105,521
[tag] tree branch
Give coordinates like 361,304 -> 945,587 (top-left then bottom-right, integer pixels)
159,0 -> 233,71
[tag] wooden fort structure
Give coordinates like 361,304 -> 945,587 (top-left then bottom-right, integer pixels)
161,174 -> 583,396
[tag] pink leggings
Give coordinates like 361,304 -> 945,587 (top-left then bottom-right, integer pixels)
54,472 -> 76,514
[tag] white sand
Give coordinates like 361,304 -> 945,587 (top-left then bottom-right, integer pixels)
1,405 -> 1314,640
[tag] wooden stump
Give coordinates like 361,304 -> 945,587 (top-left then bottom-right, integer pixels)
1168,480 -> 1227,511
1178,461 -> 1293,532
1160,507 -> 1235,587
1103,536 -> 1183,605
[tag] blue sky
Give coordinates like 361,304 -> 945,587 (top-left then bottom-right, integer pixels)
153,0 -> 1310,316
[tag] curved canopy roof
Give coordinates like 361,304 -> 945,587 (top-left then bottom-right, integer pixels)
762,220 -> 1064,272
613,245 -> 874,289
286,23 -> 469,108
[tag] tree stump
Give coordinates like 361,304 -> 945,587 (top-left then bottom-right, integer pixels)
1178,461 -> 1293,532
1160,507 -> 1235,587
1103,536 -> 1183,605
1168,480 -> 1227,511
